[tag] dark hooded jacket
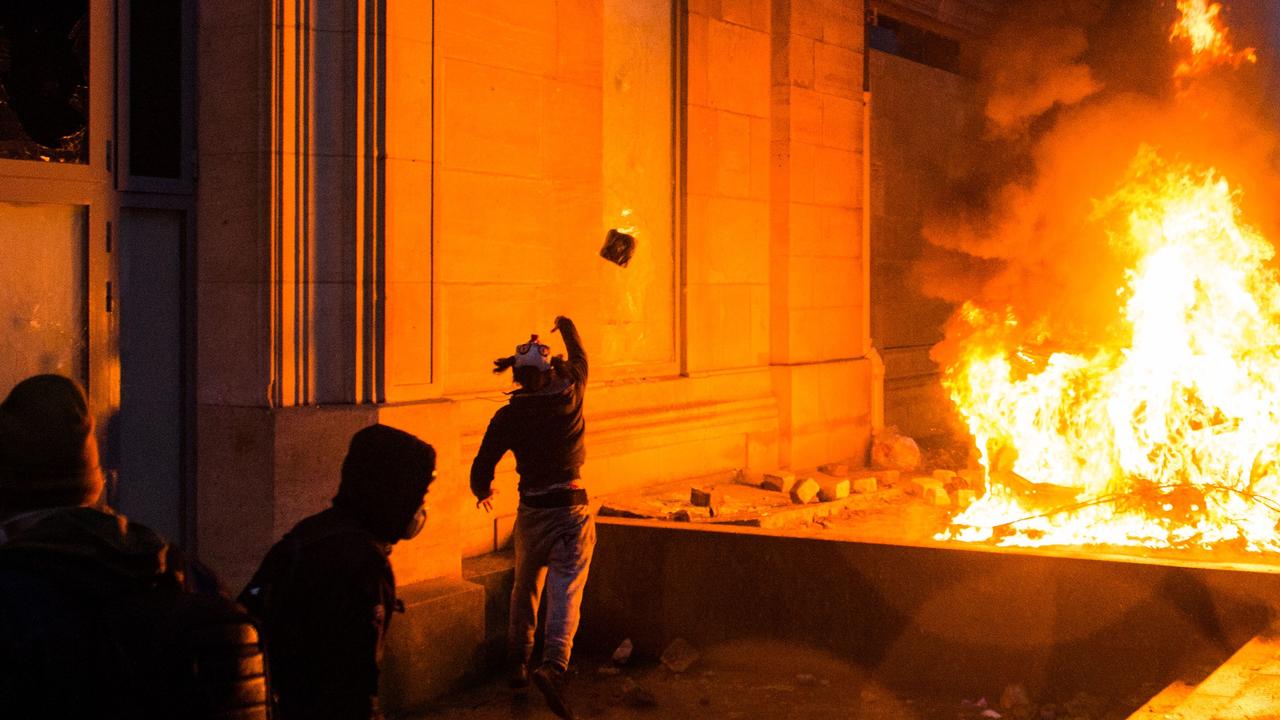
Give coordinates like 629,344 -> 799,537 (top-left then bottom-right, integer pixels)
470,320 -> 588,498
0,506 -> 254,719
240,424 -> 434,720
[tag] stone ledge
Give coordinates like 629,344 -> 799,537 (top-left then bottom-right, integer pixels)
380,576 -> 485,714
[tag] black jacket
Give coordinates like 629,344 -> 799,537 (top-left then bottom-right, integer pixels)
0,507 -> 263,720
471,321 -> 588,498
240,507 -> 395,720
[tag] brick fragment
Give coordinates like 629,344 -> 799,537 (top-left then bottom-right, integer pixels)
907,476 -> 939,496
954,489 -> 976,508
932,469 -> 957,482
818,462 -> 849,477
790,477 -> 821,504
762,470 -> 797,493
923,484 -> 950,506
818,478 -> 850,502
851,476 -> 877,494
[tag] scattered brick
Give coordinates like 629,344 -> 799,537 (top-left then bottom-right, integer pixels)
923,484 -> 951,506
955,489 -> 976,508
907,476 -> 940,496
762,471 -> 797,493
851,476 -> 877,494
818,478 -> 850,502
790,477 -> 821,504
932,469 -> 957,482
661,638 -> 700,673
818,462 -> 849,477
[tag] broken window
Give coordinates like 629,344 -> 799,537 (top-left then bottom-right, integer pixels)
0,202 -> 87,392
0,3 -> 90,164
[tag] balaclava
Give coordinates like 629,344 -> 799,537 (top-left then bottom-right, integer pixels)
0,374 -> 104,515
333,424 -> 436,543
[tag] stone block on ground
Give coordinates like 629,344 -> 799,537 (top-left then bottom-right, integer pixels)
849,476 -> 880,491
818,462 -> 849,477
762,470 -> 797,493
851,476 -> 877,494
907,476 -> 940,496
690,487 -> 725,515
790,477 -> 821,504
818,478 -> 850,502
923,484 -> 950,506
661,638 -> 700,673
932,469 -> 957,482
874,469 -> 900,487
612,638 -> 633,665
954,489 -> 976,508
870,427 -> 921,471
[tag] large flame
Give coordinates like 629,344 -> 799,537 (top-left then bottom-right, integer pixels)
941,146 -> 1280,552
1170,0 -> 1256,79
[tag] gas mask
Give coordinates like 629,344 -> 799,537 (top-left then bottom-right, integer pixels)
402,505 -> 428,541
513,335 -> 551,372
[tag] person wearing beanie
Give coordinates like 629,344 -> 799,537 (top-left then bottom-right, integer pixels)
471,315 -> 594,720
240,423 -> 435,720
0,374 -> 267,719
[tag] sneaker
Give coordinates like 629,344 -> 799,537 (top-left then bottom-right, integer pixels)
531,662 -> 574,719
509,661 -> 530,691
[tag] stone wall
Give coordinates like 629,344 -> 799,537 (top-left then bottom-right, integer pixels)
196,0 -> 875,593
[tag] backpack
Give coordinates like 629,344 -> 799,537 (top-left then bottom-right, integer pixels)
0,546 -> 270,720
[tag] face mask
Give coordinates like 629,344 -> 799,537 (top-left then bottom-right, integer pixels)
401,505 -> 428,540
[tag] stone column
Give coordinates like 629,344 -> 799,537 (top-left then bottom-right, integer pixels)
768,0 -> 875,468
196,0 -> 459,590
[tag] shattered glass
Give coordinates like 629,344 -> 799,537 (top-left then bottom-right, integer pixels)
0,3 -> 90,164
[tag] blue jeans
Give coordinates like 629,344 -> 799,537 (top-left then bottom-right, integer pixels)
508,503 -> 595,670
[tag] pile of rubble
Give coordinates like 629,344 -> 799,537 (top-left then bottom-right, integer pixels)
597,427 -> 988,531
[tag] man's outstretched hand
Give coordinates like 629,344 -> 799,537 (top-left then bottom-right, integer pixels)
476,490 -> 496,513
550,315 -> 573,334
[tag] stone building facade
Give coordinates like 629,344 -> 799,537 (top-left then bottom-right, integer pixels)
0,0 -> 1000,708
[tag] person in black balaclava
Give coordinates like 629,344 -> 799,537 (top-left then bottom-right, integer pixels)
241,424 -> 435,720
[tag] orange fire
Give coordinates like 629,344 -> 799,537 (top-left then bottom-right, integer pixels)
939,3 -> 1280,552
1170,0 -> 1256,79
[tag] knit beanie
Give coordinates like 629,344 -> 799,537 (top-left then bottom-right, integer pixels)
0,374 -> 104,514
334,424 -> 436,543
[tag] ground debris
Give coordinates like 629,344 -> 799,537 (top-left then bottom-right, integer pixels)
1000,684 -> 1030,710
612,638 -> 633,665
871,426 -> 922,471
620,677 -> 657,707
795,673 -> 818,686
660,638 -> 700,673
596,665 -> 620,676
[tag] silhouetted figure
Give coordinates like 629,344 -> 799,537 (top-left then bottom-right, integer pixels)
472,315 -> 595,720
241,424 -> 436,720
0,374 -> 266,719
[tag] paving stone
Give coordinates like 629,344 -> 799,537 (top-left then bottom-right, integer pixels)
661,638 -> 700,673
818,478 -> 850,502
762,471 -> 797,493
690,487 -> 725,515
790,477 -> 821,504
612,638 -> 633,665
818,462 -> 849,477
908,476 -> 941,496
923,484 -> 950,506
851,476 -> 877,494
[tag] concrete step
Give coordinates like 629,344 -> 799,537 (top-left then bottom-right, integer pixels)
463,550 -> 516,671
1126,628 -> 1280,720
